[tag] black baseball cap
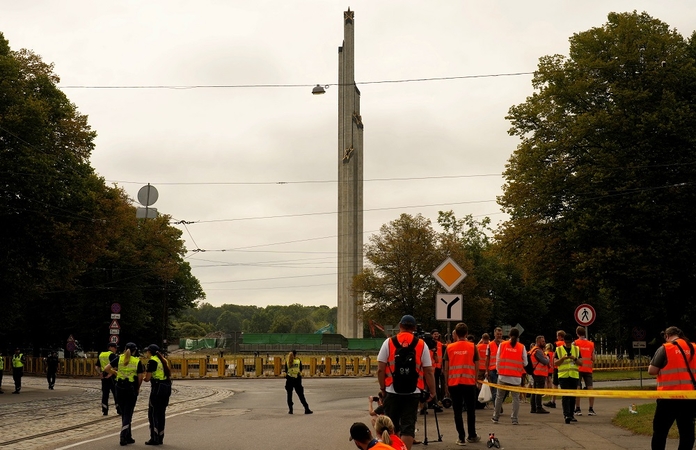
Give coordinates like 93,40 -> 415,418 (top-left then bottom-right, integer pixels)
108,343 -> 118,349
349,422 -> 371,442
400,315 -> 417,326
564,334 -> 574,342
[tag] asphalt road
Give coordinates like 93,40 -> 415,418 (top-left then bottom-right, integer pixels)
0,376 -> 676,450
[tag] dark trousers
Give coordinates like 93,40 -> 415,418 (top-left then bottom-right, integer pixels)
449,384 -> 478,441
47,370 -> 56,388
0,370 -> 3,390
116,383 -> 138,442
558,377 -> 577,418
530,375 -> 546,412
101,377 -> 119,414
148,384 -> 171,443
651,399 -> 696,450
434,368 -> 444,400
12,368 -> 22,392
488,369 -> 498,404
285,377 -> 309,412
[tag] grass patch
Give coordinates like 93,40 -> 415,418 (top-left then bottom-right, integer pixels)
593,370 -> 654,381
612,402 -> 678,439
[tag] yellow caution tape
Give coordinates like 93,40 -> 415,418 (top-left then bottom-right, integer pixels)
482,381 -> 696,399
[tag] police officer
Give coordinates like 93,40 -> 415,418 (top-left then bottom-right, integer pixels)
104,342 -> 144,446
95,343 -> 120,415
284,350 -> 313,414
648,326 -> 696,450
144,344 -> 172,446
12,348 -> 25,394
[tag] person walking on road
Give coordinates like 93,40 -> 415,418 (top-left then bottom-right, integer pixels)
144,344 -> 173,446
529,336 -> 550,414
11,348 -> 25,394
95,343 -> 120,415
648,326 -> 696,450
485,327 -> 504,406
284,350 -> 313,415
45,351 -> 59,389
444,322 -> 481,445
555,333 -> 581,424
491,327 -> 526,425
349,422 -> 396,450
104,342 -> 144,446
377,315 -> 436,450
574,326 -> 596,416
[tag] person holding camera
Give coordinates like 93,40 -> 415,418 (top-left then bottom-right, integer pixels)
444,322 -> 481,445
377,315 -> 436,450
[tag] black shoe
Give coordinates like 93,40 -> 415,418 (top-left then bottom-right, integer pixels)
127,438 -> 135,444
288,410 -> 293,414
12,391 -> 19,394
530,409 -> 537,414
544,401 -> 556,408
570,416 -> 577,422
103,412 -> 108,416
433,405 -> 443,413
565,416 -> 571,424
145,439 -> 160,445
120,439 -> 128,446
0,391 -> 4,394
305,409 -> 313,414
537,408 -> 550,414
420,407 -> 428,415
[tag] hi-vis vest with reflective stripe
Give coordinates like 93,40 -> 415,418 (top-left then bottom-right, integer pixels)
529,346 -> 549,377
488,341 -> 501,371
99,352 -> 113,372
287,358 -> 301,378
12,354 -> 24,368
477,343 -> 488,371
385,332 -> 425,391
150,355 -> 167,381
497,341 -> 524,377
556,345 -> 580,379
431,341 -> 443,369
657,339 -> 696,391
446,340 -> 477,386
116,354 -> 139,382
574,338 -> 594,373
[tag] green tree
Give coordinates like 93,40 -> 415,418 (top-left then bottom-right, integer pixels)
291,317 -> 316,334
500,12 -> 696,342
216,311 -> 243,333
269,316 -> 293,333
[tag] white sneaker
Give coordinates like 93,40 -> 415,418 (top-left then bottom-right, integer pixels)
456,439 -> 467,446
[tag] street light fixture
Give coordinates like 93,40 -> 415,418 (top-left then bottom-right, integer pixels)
312,84 -> 328,95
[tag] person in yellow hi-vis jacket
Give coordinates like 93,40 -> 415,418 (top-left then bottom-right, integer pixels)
284,350 -> 312,415
104,342 -> 144,446
144,344 -> 173,446
555,334 -> 581,424
12,348 -> 26,394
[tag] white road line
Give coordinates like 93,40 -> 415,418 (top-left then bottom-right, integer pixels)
53,409 -> 200,449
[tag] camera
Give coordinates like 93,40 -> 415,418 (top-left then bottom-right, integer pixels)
371,396 -> 380,402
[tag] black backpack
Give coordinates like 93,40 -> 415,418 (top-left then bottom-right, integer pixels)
390,336 -> 420,393
525,347 -> 537,376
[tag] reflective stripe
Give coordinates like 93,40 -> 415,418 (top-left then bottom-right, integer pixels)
488,341 -> 500,371
477,343 -> 488,371
447,341 -> 477,386
116,355 -> 139,382
530,346 -> 549,377
287,358 -> 301,378
12,354 -> 24,368
150,355 -> 166,380
99,352 -> 112,371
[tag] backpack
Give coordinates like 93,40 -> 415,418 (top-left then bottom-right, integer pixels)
525,347 -> 537,376
390,336 -> 420,393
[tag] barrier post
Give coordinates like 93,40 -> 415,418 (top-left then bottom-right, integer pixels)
181,358 -> 188,377
218,358 -> 226,377
325,356 -> 332,376
340,357 -> 347,376
255,357 -> 263,377
199,358 -> 206,377
310,357 -> 317,376
365,356 -> 371,375
236,357 -> 244,377
274,358 -> 282,376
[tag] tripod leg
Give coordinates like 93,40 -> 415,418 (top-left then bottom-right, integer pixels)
433,408 -> 442,441
422,408 -> 428,445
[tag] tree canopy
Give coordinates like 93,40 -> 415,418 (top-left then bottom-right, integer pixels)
499,12 -> 696,345
0,33 -> 203,352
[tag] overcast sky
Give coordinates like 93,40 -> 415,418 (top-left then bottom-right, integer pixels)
2,1 -> 695,311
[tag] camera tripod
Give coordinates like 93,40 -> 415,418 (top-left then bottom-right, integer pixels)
420,405 -> 443,445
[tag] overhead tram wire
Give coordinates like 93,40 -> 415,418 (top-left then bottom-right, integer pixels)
58,71 -> 535,90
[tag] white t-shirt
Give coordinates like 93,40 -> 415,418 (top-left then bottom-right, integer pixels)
378,334 -> 432,394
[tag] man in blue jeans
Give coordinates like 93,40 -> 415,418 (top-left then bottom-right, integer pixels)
485,327 -> 504,405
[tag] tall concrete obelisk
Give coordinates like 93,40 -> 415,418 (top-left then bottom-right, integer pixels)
337,8 -> 363,339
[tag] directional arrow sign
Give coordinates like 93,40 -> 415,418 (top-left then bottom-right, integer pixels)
435,293 -> 463,321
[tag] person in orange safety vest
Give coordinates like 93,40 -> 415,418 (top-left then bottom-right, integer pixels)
648,326 -> 696,450
573,326 -> 596,416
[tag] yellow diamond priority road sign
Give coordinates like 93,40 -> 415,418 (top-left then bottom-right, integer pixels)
432,257 -> 467,292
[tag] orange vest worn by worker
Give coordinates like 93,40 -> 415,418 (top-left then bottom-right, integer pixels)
477,342 -> 488,372
431,341 -> 443,370
546,350 -> 555,373
385,332 -> 426,391
488,340 -> 501,371
529,346 -> 549,377
446,340 -> 477,386
497,340 -> 525,377
657,339 -> 696,391
574,338 -> 594,373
